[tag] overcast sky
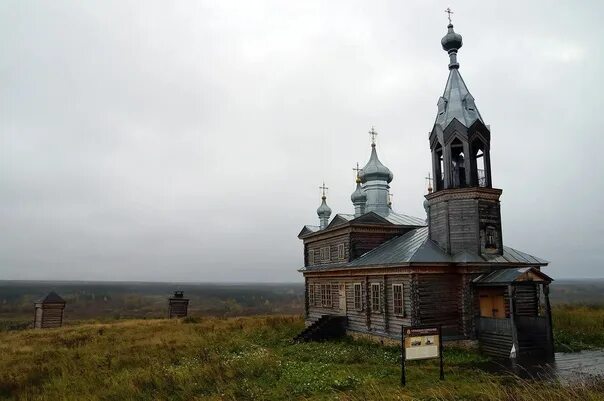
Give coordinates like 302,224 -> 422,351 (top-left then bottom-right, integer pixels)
1,0 -> 602,282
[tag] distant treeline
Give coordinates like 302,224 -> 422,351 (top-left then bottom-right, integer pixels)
0,279 -> 602,325
0,281 -> 305,322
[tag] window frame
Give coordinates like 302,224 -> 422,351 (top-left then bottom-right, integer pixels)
392,283 -> 404,316
309,284 -> 315,306
337,244 -> 345,260
323,246 -> 330,262
320,284 -> 332,308
353,283 -> 362,310
371,283 -> 381,313
308,249 -> 314,265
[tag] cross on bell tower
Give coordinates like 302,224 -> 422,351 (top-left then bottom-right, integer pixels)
445,7 -> 453,24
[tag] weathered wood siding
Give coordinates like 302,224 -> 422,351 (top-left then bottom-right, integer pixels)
429,201 -> 449,252
306,275 -> 412,338
306,234 -> 350,266
415,274 -> 462,337
514,284 -> 539,317
349,231 -> 405,260
34,303 -> 65,329
168,299 -> 189,318
477,317 -> 513,358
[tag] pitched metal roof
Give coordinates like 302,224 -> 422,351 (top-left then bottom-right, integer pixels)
378,211 -> 427,227
38,291 -> 65,304
473,267 -> 553,285
300,226 -> 548,272
348,227 -> 445,266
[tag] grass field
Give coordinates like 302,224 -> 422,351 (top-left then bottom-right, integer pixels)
0,314 -> 603,401
553,305 -> 604,351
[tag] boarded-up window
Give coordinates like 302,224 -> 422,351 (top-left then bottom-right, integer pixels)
371,283 -> 381,312
309,284 -> 315,306
393,284 -> 404,316
321,284 -> 332,307
353,283 -> 362,310
308,250 -> 314,265
337,244 -> 345,260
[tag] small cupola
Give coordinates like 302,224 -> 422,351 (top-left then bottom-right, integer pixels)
358,127 -> 393,214
351,164 -> 367,217
317,182 -> 332,229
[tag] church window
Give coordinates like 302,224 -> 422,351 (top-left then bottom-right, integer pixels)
393,284 -> 404,316
320,284 -> 332,307
353,283 -> 362,310
309,284 -> 315,306
337,244 -> 345,260
485,226 -> 497,249
371,283 -> 381,313
320,246 -> 330,262
308,250 -> 314,265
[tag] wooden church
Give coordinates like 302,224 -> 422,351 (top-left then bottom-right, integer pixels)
297,20 -> 554,359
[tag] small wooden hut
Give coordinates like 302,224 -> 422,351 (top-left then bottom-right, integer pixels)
33,291 -> 66,329
168,291 -> 189,318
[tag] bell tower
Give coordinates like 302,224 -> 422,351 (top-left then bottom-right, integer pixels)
426,17 -> 503,257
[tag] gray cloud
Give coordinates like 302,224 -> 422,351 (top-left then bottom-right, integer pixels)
1,0 -> 602,281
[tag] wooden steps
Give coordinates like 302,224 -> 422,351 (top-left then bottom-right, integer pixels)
293,315 -> 348,343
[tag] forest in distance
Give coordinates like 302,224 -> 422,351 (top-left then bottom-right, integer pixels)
0,279 -> 602,327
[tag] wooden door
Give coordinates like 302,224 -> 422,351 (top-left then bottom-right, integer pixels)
479,288 -> 505,319
339,284 -> 347,315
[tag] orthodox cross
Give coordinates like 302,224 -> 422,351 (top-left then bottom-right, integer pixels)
425,172 -> 433,192
369,126 -> 378,145
353,162 -> 362,178
319,182 -> 328,197
445,7 -> 453,24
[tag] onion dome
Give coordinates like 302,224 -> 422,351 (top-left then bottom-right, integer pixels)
359,143 -> 393,184
441,22 -> 463,70
317,195 -> 332,216
441,24 -> 462,53
351,176 -> 367,203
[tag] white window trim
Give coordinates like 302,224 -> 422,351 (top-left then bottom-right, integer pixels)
320,283 -> 332,308
392,283 -> 404,316
309,284 -> 315,306
371,283 -> 381,313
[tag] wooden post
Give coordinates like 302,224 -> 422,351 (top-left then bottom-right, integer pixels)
383,275 -> 389,332
439,325 -> 444,380
507,285 -> 519,359
543,284 -> 555,358
365,276 -> 371,330
400,325 -> 406,386
304,277 -> 309,319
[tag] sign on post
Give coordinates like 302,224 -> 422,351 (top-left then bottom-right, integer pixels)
401,326 -> 444,386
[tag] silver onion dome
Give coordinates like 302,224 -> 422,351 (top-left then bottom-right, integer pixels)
351,177 -> 367,203
441,24 -> 462,53
317,195 -> 332,216
359,144 -> 393,184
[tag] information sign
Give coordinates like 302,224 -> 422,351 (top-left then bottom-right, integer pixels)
400,325 -> 444,386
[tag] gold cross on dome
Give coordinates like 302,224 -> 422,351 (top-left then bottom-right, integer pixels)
369,126 -> 378,145
319,182 -> 328,197
445,7 -> 454,24
353,162 -> 362,178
